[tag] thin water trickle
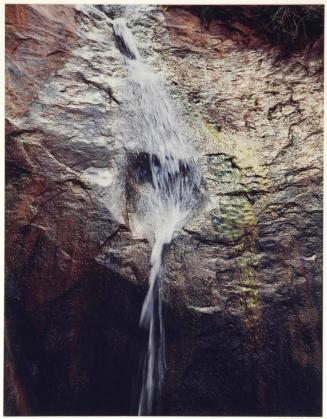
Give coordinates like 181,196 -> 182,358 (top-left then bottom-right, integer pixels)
113,13 -> 200,415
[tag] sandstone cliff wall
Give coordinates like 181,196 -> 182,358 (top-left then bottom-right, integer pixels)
5,5 -> 322,415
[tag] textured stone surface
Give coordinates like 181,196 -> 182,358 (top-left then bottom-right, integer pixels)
5,5 -> 322,416
158,7 -> 322,415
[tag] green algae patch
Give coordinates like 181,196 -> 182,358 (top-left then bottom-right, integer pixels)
210,197 -> 256,243
207,155 -> 247,195
203,120 -> 275,331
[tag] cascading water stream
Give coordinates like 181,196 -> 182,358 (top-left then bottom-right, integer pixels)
113,13 -> 200,415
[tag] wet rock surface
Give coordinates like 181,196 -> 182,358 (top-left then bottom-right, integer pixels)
5,5 -> 322,416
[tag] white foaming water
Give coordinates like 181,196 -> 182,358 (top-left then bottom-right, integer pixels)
113,14 -> 200,415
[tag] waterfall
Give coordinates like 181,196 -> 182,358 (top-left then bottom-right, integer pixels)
113,12 -> 200,415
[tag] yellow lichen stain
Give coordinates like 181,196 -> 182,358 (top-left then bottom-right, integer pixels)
203,119 -> 271,191
203,119 -> 266,175
236,255 -> 260,327
204,120 -> 272,331
204,119 -> 221,142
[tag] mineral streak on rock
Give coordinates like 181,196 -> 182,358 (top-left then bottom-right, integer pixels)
5,4 -> 322,416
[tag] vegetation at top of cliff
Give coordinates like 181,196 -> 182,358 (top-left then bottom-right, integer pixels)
191,5 -> 324,57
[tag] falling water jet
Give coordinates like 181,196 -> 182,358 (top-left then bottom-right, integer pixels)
113,12 -> 200,416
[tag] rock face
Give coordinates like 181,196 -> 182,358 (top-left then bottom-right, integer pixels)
5,5 -> 322,416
